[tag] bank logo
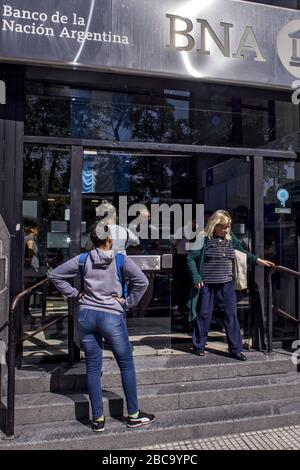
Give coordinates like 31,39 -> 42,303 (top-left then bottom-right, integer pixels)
277,20 -> 300,78
0,80 -> 5,104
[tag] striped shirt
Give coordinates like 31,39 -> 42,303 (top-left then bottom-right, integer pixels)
202,237 -> 235,284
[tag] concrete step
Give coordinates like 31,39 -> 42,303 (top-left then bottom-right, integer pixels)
14,351 -> 294,395
1,398 -> 300,449
7,372 -> 300,425
22,323 -> 185,358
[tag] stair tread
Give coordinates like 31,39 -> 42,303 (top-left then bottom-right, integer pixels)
8,372 -> 300,408
1,349 -> 298,449
15,351 -> 293,380
1,398 -> 300,449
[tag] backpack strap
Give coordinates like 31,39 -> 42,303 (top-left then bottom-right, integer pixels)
79,252 -> 89,288
115,252 -> 129,298
124,227 -> 129,249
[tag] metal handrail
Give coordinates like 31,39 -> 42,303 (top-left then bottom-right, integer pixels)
22,314 -> 68,342
267,266 -> 300,354
5,277 -> 72,437
10,277 -> 49,314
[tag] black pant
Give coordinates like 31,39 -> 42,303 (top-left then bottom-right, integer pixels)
193,281 -> 243,354
172,254 -> 190,308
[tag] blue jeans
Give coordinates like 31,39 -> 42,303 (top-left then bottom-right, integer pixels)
193,281 -> 243,354
77,309 -> 139,418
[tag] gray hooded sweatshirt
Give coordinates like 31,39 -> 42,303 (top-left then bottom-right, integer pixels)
48,249 -> 149,315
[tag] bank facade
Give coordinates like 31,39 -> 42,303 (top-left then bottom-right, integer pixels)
1,0 -> 300,363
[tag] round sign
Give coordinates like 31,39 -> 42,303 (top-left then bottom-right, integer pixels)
277,20 -> 300,79
277,189 -> 289,203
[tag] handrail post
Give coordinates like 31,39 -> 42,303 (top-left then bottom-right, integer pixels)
267,269 -> 274,354
6,305 -> 16,437
4,277 -> 48,437
4,276 -> 81,437
68,298 -> 75,366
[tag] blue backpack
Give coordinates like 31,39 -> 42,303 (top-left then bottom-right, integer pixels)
79,252 -> 129,298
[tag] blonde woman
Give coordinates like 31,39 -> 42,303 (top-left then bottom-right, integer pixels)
186,210 -> 274,361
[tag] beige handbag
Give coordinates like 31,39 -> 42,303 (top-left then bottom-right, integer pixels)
233,250 -> 248,291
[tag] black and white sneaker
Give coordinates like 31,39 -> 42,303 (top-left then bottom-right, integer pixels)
127,411 -> 155,428
91,416 -> 105,432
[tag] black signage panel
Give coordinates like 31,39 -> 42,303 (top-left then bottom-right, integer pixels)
1,0 -> 300,88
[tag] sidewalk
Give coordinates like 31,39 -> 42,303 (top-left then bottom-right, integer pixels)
141,425 -> 300,450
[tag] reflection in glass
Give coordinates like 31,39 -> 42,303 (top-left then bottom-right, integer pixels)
23,145 -> 71,358
25,81 -> 299,151
82,152 -> 174,327
264,159 -> 299,344
81,151 -> 254,351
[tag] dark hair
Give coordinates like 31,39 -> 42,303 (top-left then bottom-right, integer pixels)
89,222 -> 111,248
23,217 -> 38,234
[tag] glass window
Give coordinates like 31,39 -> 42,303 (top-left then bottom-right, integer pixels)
81,150 -> 254,342
23,144 -> 71,263
241,0 -> 299,9
25,83 -> 71,137
23,145 -> 71,356
264,159 -> 299,344
25,80 -> 300,151
24,145 -> 71,195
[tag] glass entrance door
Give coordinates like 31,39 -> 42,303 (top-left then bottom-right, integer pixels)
22,144 -> 258,358
80,150 -> 254,355
23,144 -> 71,358
264,159 -> 300,346
81,150 -> 175,354
202,157 -> 253,347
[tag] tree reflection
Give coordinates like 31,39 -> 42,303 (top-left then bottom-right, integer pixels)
24,146 -> 71,195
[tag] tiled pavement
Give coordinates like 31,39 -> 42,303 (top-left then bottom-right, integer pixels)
141,425 -> 300,450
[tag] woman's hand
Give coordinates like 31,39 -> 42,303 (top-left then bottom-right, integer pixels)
256,258 -> 275,268
114,296 -> 125,304
78,290 -> 85,300
194,282 -> 204,289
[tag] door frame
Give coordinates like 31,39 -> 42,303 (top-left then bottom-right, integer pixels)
23,136 -> 297,354
24,136 -> 295,159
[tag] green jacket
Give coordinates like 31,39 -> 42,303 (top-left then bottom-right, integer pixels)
186,233 -> 258,322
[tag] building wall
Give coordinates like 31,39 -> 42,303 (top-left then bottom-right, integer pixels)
0,64 -> 25,350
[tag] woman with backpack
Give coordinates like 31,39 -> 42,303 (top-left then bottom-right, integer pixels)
48,222 -> 155,432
